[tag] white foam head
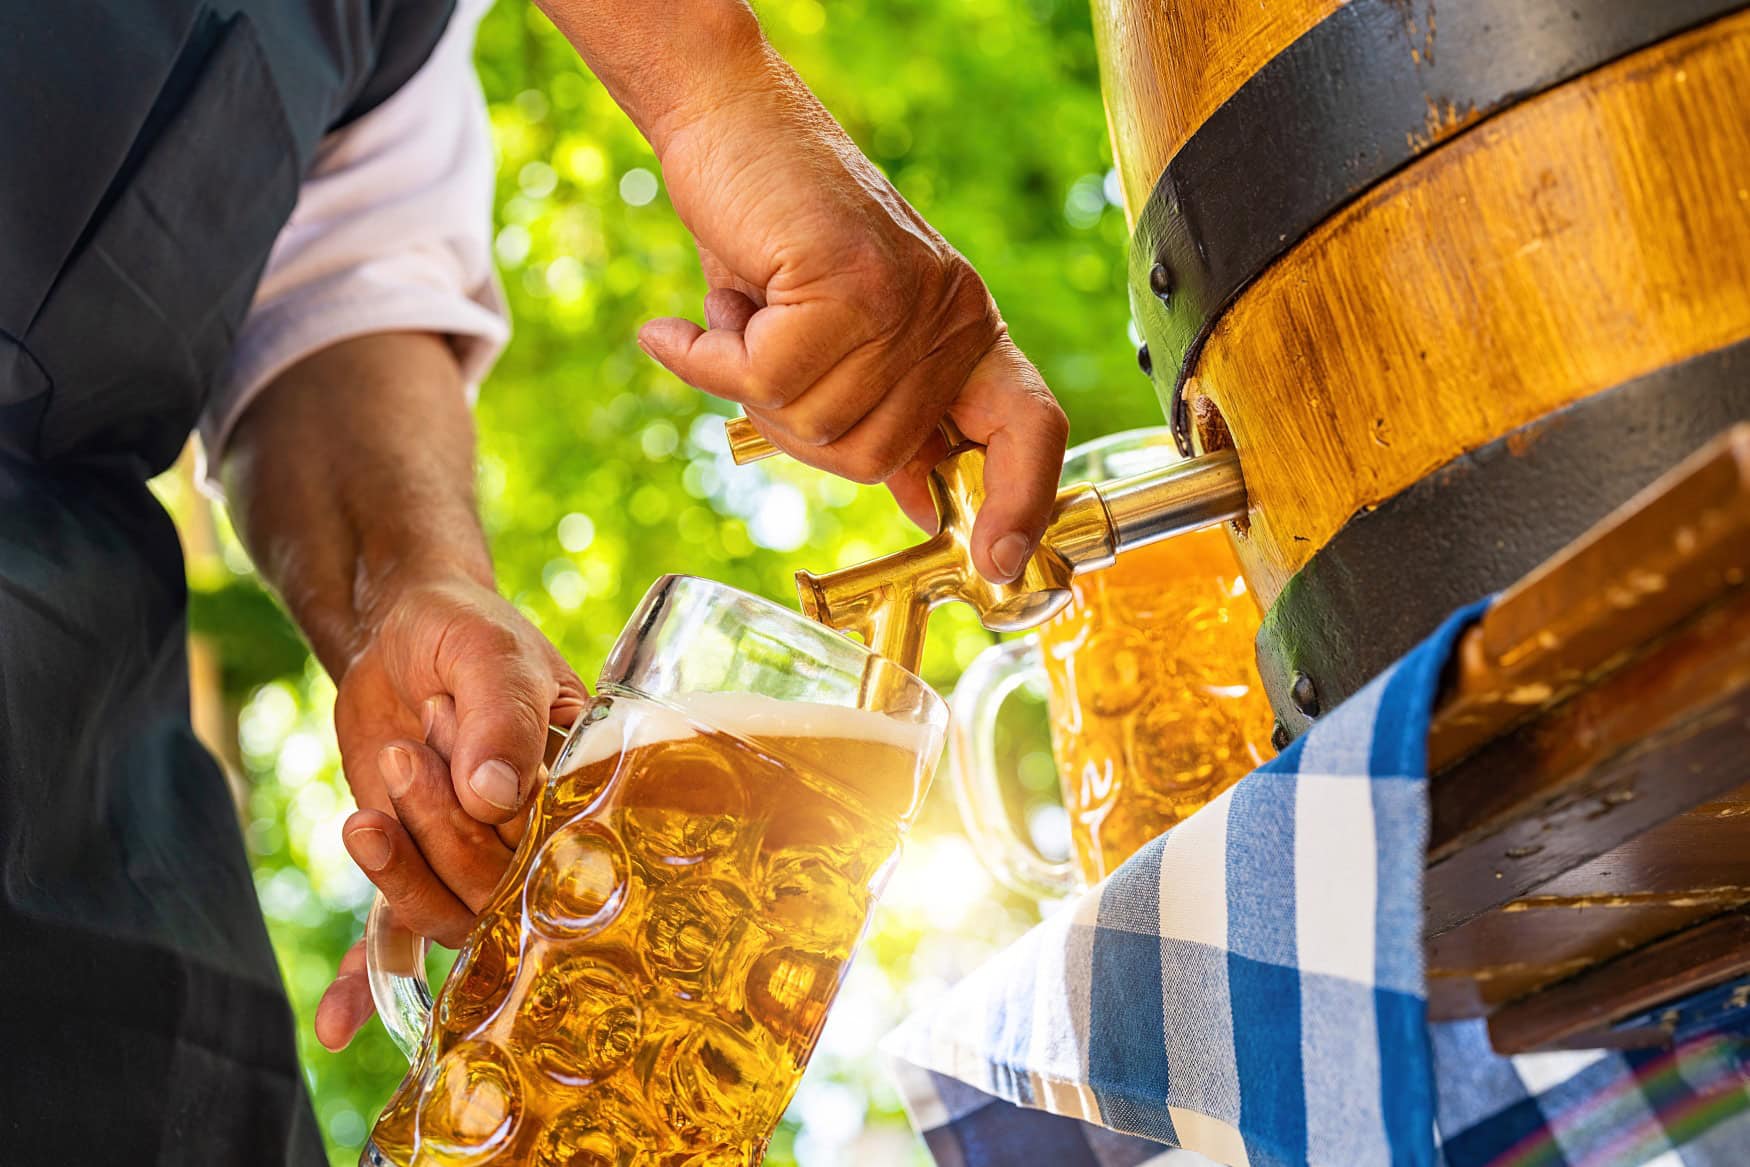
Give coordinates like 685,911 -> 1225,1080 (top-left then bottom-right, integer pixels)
553,690 -> 940,774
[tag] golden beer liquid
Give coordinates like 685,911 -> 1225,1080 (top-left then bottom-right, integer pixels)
1035,526 -> 1276,885
367,694 -> 927,1166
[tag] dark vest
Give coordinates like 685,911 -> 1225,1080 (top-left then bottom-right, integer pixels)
0,0 -> 455,476
0,3 -> 453,1162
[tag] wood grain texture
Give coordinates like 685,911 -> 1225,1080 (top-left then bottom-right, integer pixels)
1091,0 -> 1344,220
1417,428 -> 1750,1030
1426,783 -> 1750,1021
1428,425 -> 1750,774
1427,900 -> 1736,1018
1424,586 -> 1750,936
1487,908 -> 1750,1054
1185,13 -> 1750,605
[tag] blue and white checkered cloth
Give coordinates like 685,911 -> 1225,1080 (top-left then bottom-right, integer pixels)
884,604 -> 1750,1167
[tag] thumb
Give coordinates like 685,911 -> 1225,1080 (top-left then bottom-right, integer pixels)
439,635 -> 559,825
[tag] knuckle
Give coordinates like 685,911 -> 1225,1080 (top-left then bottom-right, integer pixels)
397,885 -> 454,934
464,619 -> 523,661
786,413 -> 844,448
1037,396 -> 1070,441
841,446 -> 900,485
739,373 -> 796,411
444,803 -> 504,850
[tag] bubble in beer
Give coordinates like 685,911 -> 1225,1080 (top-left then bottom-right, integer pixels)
759,799 -> 865,870
661,1150 -> 754,1166
645,878 -> 753,990
620,742 -> 749,876
1080,628 -> 1156,716
534,1117 -> 616,1167
525,820 -> 628,939
746,947 -> 837,1050
438,918 -> 517,1035
759,851 -> 868,950
665,1023 -> 772,1138
532,1084 -> 663,1166
415,1040 -> 523,1161
518,957 -> 642,1085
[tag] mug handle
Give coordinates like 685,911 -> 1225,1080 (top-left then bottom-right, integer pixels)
364,723 -> 575,1062
948,637 -> 1079,900
365,895 -> 432,1062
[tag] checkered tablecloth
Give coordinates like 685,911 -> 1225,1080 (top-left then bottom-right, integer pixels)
884,604 -> 1750,1167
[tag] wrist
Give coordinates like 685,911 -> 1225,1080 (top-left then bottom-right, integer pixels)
290,540 -> 493,681
536,0 -> 775,157
351,543 -> 494,637
644,26 -> 779,159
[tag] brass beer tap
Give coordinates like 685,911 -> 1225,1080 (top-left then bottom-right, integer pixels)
724,416 -> 1248,674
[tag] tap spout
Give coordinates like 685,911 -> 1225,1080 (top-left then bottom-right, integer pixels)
721,416 -> 1248,674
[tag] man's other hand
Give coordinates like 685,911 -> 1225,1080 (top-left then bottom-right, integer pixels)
636,68 -> 1068,584
315,576 -> 587,1050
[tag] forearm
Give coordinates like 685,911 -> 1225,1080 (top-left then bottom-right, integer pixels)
531,0 -> 797,155
220,332 -> 494,678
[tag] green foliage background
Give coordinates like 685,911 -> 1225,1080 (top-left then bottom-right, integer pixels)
174,1 -> 1164,1161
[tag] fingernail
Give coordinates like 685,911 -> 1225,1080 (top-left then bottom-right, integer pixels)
469,759 -> 521,811
420,697 -> 442,739
990,533 -> 1030,582
379,745 -> 414,799
347,827 -> 392,872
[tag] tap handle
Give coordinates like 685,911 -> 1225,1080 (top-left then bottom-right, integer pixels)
726,416 -> 779,465
724,415 -> 970,467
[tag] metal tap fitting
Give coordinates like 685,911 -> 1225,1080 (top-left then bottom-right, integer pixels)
723,416 -> 1246,673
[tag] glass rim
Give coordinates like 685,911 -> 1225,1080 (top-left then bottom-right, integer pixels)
1060,426 -> 1178,485
605,573 -> 945,713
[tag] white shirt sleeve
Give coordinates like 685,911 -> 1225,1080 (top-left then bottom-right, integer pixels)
198,0 -> 507,491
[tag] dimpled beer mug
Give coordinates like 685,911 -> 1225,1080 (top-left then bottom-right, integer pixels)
362,575 -> 947,1165
950,429 -> 1275,895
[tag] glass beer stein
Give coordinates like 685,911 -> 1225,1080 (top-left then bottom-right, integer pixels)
949,429 -> 1275,896
362,575 -> 947,1165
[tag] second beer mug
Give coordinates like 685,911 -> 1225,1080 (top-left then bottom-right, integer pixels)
950,429 -> 1276,896
362,575 -> 947,1165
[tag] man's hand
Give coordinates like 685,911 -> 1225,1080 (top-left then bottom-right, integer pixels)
316,577 -> 587,1049
537,0 -> 1069,582
221,333 -> 587,1050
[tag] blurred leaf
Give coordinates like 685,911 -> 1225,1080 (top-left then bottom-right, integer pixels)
186,581 -> 309,696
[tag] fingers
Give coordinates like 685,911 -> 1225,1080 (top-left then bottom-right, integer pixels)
639,297 -> 866,413
378,740 -> 514,914
422,694 -> 458,761
343,808 -> 475,948
548,660 -> 592,734
703,287 -> 758,332
884,429 -> 952,534
435,629 -> 560,826
418,689 -> 557,849
949,338 -> 1069,582
315,940 -> 374,1052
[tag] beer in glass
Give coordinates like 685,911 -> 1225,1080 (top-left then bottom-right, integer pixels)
362,575 -> 946,1164
950,430 -> 1274,895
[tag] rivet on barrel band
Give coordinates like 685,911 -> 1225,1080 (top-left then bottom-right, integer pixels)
1271,721 -> 1292,752
1290,673 -> 1320,719
1125,0 -> 1750,455
1148,261 -> 1173,305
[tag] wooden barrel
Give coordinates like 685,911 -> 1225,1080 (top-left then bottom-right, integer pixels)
1095,0 -> 1750,734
